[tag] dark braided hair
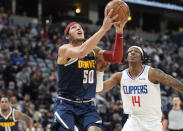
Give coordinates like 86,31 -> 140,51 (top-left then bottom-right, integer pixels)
141,49 -> 152,64
121,46 -> 152,66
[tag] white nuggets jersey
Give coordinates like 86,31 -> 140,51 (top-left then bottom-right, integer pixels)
121,65 -> 162,121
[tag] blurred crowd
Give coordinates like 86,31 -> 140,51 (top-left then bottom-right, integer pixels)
0,11 -> 183,131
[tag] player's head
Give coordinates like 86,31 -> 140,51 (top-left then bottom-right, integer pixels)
127,45 -> 149,65
127,46 -> 144,64
0,96 -> 10,111
172,95 -> 181,107
64,22 -> 85,43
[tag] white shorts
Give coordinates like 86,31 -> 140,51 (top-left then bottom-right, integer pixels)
122,115 -> 162,131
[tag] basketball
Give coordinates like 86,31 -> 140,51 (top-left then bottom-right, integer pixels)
105,0 -> 130,22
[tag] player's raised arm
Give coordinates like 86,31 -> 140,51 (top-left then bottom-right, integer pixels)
95,21 -> 126,64
59,9 -> 120,59
149,68 -> 183,94
14,110 -> 33,131
95,18 -> 128,64
97,0 -> 129,63
99,72 -> 122,94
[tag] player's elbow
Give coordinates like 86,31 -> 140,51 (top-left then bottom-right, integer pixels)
104,57 -> 122,63
115,55 -> 123,63
104,51 -> 123,63
110,57 -> 123,63
113,59 -> 122,63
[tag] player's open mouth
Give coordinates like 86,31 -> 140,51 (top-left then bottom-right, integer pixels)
130,56 -> 136,59
77,31 -> 82,35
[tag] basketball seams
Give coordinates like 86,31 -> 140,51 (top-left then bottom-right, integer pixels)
118,2 -> 128,19
117,6 -> 123,21
107,2 -> 120,21
105,0 -> 130,22
112,2 -> 123,22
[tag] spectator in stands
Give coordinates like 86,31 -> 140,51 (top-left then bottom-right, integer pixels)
178,41 -> 183,59
46,123 -> 51,131
20,93 -> 32,113
16,65 -> 30,92
110,112 -> 122,130
11,50 -> 24,65
1,50 -> 11,64
105,91 -> 115,104
33,122 -> 44,131
10,96 -> 22,111
7,89 -> 14,98
3,60 -> 16,87
8,81 -> 16,90
0,79 -> 5,89
114,123 -> 122,131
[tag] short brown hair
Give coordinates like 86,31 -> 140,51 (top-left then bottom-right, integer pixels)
0,96 -> 9,102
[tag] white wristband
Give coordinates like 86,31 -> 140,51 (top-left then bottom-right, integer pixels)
96,71 -> 104,92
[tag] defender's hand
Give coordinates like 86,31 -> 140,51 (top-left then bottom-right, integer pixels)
114,18 -> 128,34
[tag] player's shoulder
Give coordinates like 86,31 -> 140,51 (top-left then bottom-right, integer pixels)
121,67 -> 128,74
59,44 -> 72,50
148,66 -> 163,75
13,109 -> 19,115
148,66 -> 166,83
148,66 -> 157,76
58,44 -> 72,55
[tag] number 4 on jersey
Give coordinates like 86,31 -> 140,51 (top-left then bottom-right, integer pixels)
132,96 -> 140,107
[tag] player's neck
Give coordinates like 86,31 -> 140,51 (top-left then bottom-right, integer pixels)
71,41 -> 83,46
128,64 -> 143,77
173,106 -> 181,110
1,107 -> 10,116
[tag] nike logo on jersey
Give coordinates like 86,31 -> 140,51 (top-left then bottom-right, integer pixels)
123,85 -> 148,94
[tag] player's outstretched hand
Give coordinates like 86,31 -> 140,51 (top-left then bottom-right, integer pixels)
101,9 -> 120,33
114,18 -> 128,34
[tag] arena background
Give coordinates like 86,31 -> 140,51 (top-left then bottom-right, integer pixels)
0,0 -> 183,130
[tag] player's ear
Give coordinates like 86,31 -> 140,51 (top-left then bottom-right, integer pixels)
65,34 -> 70,41
123,53 -> 128,64
126,54 -> 129,62
125,57 -> 128,63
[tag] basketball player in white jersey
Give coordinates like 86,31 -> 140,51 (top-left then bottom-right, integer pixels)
99,46 -> 183,131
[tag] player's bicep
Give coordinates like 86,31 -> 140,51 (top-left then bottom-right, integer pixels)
14,111 -> 30,121
100,72 -> 121,94
150,68 -> 180,87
